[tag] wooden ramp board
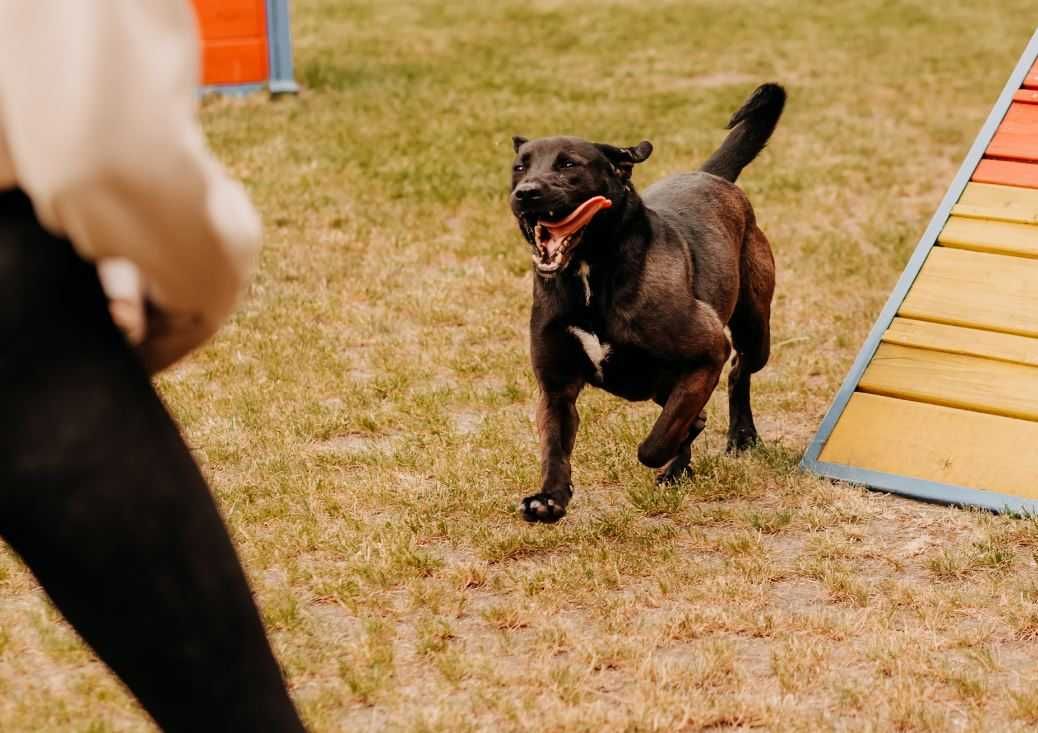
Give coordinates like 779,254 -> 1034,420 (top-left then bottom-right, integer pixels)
898,247 -> 1038,336
859,342 -> 1038,421
819,393 -> 1038,500
938,217 -> 1038,257
804,31 -> 1038,513
951,182 -> 1038,223
883,318 -> 1038,367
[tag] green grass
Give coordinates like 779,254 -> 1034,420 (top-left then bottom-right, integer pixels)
4,0 -> 1038,730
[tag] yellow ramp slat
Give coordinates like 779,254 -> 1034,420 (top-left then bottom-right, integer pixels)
938,216 -> 1038,258
883,317 -> 1038,367
952,182 -> 1038,224
859,342 -> 1038,421
899,247 -> 1038,337
819,393 -> 1038,498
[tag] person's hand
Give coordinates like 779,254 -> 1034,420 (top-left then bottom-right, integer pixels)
108,295 -> 147,346
99,258 -> 147,346
137,301 -> 211,374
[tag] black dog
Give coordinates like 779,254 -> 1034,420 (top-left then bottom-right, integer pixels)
509,83 -> 784,522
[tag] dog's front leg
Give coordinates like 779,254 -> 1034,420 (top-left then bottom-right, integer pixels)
520,382 -> 583,523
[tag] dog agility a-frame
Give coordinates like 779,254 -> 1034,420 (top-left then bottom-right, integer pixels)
803,29 -> 1038,513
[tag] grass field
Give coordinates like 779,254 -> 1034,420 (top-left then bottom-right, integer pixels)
3,1 -> 1038,730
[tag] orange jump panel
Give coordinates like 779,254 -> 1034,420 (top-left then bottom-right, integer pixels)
191,0 -> 269,86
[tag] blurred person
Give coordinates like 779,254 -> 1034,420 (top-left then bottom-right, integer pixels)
0,3 -> 306,730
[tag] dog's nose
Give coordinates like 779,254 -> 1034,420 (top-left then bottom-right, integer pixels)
513,182 -> 544,202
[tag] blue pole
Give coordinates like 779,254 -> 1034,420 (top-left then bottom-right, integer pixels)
266,0 -> 299,94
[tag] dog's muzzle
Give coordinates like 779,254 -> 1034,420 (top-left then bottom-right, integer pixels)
522,196 -> 612,275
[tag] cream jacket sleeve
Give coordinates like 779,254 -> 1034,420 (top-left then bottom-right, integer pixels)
0,2 -> 261,371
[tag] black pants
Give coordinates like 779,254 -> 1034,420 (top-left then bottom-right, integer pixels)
0,190 -> 305,731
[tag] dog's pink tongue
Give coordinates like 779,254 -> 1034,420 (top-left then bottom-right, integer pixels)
544,196 -> 612,238
539,196 -> 612,254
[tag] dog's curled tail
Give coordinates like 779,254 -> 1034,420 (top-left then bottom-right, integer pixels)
700,83 -> 786,183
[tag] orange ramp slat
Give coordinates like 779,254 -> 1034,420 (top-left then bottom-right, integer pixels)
1026,60 -> 1038,89
987,132 -> 1038,163
1003,102 -> 1038,126
994,106 -> 1038,138
973,159 -> 1038,189
986,103 -> 1038,162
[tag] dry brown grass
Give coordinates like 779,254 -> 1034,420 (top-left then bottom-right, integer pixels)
2,1 -> 1038,730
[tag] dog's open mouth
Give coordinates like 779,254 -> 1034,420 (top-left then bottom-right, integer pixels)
530,196 -> 612,274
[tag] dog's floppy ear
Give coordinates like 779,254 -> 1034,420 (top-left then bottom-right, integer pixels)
595,140 -> 653,179
512,136 -> 529,153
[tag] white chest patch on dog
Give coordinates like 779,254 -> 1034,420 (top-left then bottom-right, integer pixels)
568,326 -> 610,378
577,261 -> 591,306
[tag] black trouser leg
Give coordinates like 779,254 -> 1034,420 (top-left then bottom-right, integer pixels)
0,190 -> 305,732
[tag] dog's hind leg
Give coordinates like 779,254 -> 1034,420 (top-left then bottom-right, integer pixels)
655,410 -> 707,485
726,351 -> 761,452
727,226 -> 774,452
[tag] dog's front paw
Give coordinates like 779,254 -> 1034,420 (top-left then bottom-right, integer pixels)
519,492 -> 568,523
656,463 -> 693,486
637,440 -> 673,469
656,446 -> 692,485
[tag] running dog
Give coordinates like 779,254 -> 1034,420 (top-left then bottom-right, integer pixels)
509,83 -> 784,522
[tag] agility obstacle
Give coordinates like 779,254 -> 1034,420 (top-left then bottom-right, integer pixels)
803,30 -> 1038,513
191,0 -> 298,95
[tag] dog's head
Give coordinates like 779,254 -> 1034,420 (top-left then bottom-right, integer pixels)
510,135 -> 652,276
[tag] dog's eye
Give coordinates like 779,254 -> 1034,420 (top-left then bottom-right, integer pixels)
513,163 -> 526,173
560,160 -> 576,169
